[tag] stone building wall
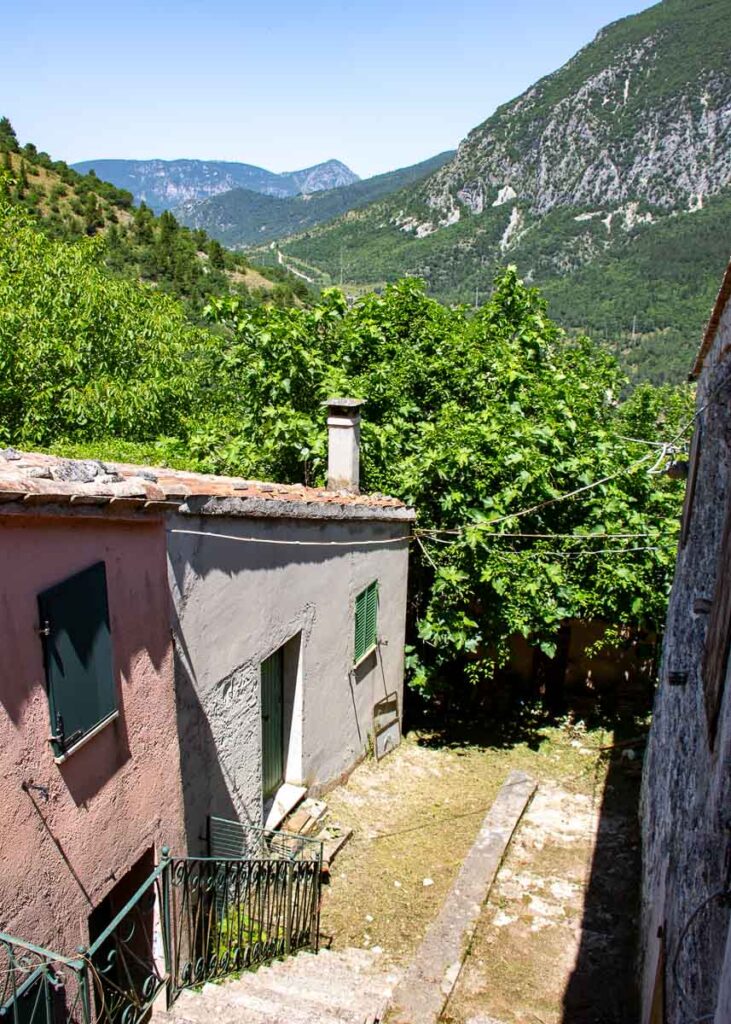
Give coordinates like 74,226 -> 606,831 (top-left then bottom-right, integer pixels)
640,272 -> 731,1024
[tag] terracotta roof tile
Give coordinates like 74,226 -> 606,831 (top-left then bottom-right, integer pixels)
0,452 -> 415,522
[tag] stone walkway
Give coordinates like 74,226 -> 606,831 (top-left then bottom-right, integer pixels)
440,774 -> 640,1024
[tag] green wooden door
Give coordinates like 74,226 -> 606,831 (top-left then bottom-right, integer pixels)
261,648 -> 284,800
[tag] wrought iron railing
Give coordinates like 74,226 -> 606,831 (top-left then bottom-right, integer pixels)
0,936 -> 89,1024
0,835 -> 322,1023
83,858 -> 168,1023
166,854 -> 321,1000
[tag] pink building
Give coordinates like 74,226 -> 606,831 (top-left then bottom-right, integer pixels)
0,425 -> 412,1021
0,454 -> 186,963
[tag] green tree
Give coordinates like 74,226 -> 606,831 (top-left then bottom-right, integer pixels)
0,194 -> 691,695
207,239 -> 226,269
0,201 -> 203,446
0,116 -> 19,153
203,273 -> 692,694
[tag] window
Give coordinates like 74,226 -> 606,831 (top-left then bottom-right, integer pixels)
38,561 -> 117,757
354,581 -> 378,663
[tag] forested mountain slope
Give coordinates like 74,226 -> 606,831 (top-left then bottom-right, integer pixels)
71,157 -> 359,212
269,0 -> 731,382
176,151 -> 455,247
0,118 -> 313,312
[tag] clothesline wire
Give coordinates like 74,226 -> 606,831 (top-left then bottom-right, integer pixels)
413,405 -> 703,544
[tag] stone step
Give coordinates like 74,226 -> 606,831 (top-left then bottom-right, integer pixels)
222,984 -> 375,1022
154,947 -> 398,1024
222,967 -> 396,1015
251,952 -> 394,988
260,947 -> 389,978
166,985 -> 383,1024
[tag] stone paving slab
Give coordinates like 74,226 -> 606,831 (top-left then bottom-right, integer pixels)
385,770 -> 537,1024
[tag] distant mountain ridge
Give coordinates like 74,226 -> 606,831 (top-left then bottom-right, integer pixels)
70,157 -> 359,212
176,151 -> 456,248
269,0 -> 731,383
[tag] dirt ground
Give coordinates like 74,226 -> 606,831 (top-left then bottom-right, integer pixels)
317,709 -> 639,1003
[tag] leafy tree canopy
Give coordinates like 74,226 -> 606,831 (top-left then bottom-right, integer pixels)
0,199 -> 693,694
0,117 -> 19,153
0,201 -> 201,445
201,273 -> 693,692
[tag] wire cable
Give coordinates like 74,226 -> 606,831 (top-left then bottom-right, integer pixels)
167,528 -> 412,548
671,888 -> 731,1016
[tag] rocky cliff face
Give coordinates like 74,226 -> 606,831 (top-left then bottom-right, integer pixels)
409,0 -> 731,234
276,0 -> 731,383
286,160 -> 360,195
71,157 -> 359,212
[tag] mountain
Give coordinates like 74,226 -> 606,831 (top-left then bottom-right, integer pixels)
0,118 -> 315,312
70,158 -> 359,212
265,0 -> 731,383
175,151 -> 455,248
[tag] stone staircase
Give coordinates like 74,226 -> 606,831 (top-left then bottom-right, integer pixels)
156,947 -> 401,1024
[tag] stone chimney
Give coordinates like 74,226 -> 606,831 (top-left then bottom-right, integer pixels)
326,398 -> 365,493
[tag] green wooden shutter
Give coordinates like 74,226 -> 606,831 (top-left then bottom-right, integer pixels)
38,562 -> 116,756
354,582 -> 378,663
365,582 -> 378,652
354,588 -> 368,662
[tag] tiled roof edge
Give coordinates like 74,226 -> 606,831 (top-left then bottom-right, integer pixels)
180,495 -> 417,523
692,260 -> 731,379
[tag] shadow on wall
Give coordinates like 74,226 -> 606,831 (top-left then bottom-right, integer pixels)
0,521 -> 171,727
561,724 -> 643,1023
171,628 -> 247,856
166,518 -> 406,594
58,715 -> 132,806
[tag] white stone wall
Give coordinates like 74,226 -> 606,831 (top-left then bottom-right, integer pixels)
640,292 -> 731,1023
166,513 -> 410,852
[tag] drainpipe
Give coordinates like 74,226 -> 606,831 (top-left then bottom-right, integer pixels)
326,398 -> 365,493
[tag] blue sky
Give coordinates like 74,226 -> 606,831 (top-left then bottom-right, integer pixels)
3,0 -> 655,178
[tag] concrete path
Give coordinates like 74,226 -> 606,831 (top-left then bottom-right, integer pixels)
441,778 -> 641,1024
386,770 -> 537,1024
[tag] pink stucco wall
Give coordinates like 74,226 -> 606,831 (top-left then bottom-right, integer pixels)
0,511 -> 186,956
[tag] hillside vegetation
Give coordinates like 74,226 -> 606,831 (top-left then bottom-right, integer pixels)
0,185 -> 692,693
176,151 -> 455,248
0,117 -> 314,313
266,0 -> 731,382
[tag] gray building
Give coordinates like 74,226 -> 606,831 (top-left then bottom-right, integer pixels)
165,400 -> 414,848
640,263 -> 731,1024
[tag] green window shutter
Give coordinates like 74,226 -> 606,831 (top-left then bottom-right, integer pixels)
354,589 -> 367,662
365,582 -> 378,652
38,561 -> 116,756
354,581 -> 378,663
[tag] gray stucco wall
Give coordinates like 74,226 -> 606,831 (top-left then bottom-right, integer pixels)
640,295 -> 731,1024
166,512 -> 411,853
